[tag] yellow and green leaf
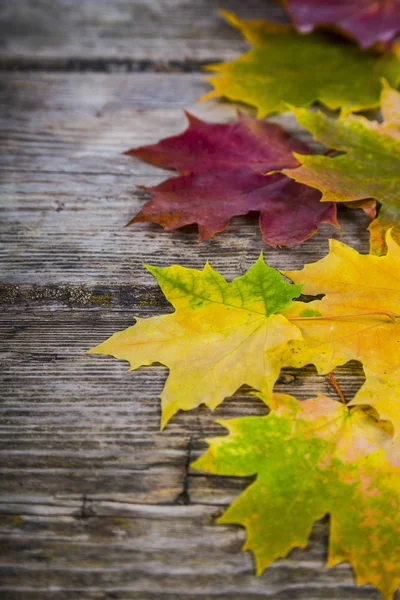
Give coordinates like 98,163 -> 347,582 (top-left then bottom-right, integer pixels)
283,83 -> 400,254
88,256 -> 303,427
193,392 -> 400,600
203,11 -> 400,117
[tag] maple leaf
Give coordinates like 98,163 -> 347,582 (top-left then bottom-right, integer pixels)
88,256 -> 303,427
282,0 -> 400,50
204,11 -> 400,116
126,111 -> 339,247
192,392 -> 400,599
283,83 -> 400,255
282,232 -> 400,433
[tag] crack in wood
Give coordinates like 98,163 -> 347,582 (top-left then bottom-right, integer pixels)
77,494 -> 96,520
0,58 -> 221,74
174,438 -> 193,506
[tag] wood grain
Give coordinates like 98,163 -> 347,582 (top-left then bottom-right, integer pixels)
0,1 -> 389,598
0,0 -> 288,64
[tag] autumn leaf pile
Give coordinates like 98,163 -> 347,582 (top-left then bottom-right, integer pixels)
89,3 -> 400,598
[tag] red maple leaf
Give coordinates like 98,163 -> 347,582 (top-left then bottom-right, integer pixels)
284,0 -> 400,49
125,112 -> 339,247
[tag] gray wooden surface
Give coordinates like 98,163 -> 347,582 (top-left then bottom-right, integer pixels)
0,1 -> 390,599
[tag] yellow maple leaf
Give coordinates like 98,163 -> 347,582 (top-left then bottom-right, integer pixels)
282,232 -> 400,432
88,256 -> 302,427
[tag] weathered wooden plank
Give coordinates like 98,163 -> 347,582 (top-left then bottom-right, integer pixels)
0,508 -> 378,599
0,0 -> 288,64
0,72 -> 322,163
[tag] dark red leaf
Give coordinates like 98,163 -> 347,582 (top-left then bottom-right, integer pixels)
284,0 -> 400,49
126,112 -> 339,247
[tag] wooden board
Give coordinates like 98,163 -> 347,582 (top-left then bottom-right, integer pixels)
0,0 -> 287,64
0,1 -> 388,598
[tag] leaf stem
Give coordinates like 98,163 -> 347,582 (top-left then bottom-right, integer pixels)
327,372 -> 346,405
288,311 -> 399,323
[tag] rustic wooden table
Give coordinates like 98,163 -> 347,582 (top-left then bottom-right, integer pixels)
0,1 -> 385,598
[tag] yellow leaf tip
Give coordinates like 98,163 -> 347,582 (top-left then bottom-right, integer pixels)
199,90 -> 219,105
160,412 -> 172,431
218,9 -> 241,27
85,344 -> 105,355
143,262 -> 157,274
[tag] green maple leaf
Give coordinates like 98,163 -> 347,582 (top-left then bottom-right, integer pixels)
193,392 -> 400,600
283,83 -> 400,255
88,256 -> 303,427
203,11 -> 400,117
